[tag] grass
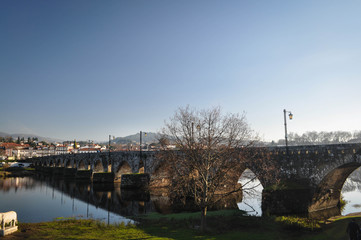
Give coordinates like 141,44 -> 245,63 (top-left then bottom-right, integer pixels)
7,211 -> 361,240
275,215 -> 321,231
17,219 -> 160,240
137,210 -> 361,240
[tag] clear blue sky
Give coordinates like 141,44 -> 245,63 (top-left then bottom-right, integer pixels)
1,0 -> 361,142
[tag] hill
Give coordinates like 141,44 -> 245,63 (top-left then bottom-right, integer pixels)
112,132 -> 159,144
0,131 -> 63,143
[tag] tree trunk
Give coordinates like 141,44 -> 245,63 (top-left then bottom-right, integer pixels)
200,206 -> 207,232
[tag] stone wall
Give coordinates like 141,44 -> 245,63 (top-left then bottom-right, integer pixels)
121,173 -> 150,190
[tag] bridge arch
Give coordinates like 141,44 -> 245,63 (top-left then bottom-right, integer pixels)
238,168 -> 264,216
93,159 -> 106,173
55,158 -> 62,167
64,159 -> 74,168
114,161 -> 132,178
77,159 -> 89,170
150,161 -> 170,188
39,160 -> 45,167
48,160 -> 53,167
48,160 -> 54,167
138,160 -> 144,173
309,161 -> 361,212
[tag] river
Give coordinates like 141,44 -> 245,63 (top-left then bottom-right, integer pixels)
237,167 -> 361,217
1,168 -> 361,223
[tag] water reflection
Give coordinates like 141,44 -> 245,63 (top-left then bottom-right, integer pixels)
235,167 -> 361,218
237,169 -> 263,216
0,176 -> 149,224
1,166 -> 359,224
342,167 -> 361,215
0,174 -> 241,223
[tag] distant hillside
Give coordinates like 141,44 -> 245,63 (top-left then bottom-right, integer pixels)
112,132 -> 159,144
0,131 -> 63,143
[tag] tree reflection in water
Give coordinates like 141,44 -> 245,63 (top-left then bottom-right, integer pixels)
1,167 -> 360,223
341,167 -> 361,215
237,169 -> 263,216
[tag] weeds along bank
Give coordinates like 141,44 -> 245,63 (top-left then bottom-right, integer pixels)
5,210 -> 361,240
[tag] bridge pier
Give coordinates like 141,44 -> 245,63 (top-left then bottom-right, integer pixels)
40,167 -> 54,175
64,168 -> 77,178
75,170 -> 93,181
262,188 -> 313,215
53,167 -> 65,175
121,173 -> 150,190
92,172 -> 115,183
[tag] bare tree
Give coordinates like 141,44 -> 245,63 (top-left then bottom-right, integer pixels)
280,130 -> 359,146
159,106 -> 261,231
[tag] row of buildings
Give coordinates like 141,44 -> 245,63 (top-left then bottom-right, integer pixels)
0,142 -> 107,160
0,139 -> 176,161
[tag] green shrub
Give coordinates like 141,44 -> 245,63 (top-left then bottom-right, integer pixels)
275,216 -> 321,231
340,194 -> 347,211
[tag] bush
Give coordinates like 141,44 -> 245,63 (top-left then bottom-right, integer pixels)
275,216 -> 321,231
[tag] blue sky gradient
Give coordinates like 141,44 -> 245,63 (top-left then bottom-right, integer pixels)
1,0 -> 361,141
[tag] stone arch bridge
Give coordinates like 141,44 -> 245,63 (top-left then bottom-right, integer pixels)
30,143 -> 361,215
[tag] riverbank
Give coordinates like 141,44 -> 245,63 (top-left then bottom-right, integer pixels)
0,168 -> 35,178
3,210 -> 361,240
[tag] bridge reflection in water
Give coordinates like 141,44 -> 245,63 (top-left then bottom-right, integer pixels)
0,175 -> 172,223
0,175 -> 244,223
33,174 -> 167,220
0,174 -> 353,222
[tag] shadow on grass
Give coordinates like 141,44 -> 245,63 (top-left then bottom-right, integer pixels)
10,211 -> 361,240
137,210 -> 361,240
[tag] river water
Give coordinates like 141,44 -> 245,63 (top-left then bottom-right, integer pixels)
237,168 -> 361,217
0,176 -> 135,224
1,168 -> 361,223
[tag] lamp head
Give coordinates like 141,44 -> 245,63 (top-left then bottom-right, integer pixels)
289,112 -> 293,120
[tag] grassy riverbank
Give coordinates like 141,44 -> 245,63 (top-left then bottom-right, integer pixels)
0,167 -> 35,178
4,210 -> 360,240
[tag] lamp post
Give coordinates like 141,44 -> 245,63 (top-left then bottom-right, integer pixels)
283,109 -> 293,158
108,135 -> 115,168
108,135 -> 111,157
140,131 -> 147,173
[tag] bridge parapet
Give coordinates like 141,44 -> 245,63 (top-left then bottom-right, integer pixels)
31,151 -> 159,175
266,143 -> 361,186
268,143 -> 361,157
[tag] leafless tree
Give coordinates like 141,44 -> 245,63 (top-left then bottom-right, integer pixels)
158,106 -> 267,231
284,130 -> 358,146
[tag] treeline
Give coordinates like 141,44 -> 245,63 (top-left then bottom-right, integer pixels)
269,131 -> 361,146
0,136 -> 39,144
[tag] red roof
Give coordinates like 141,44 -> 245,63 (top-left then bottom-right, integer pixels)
0,143 -> 29,149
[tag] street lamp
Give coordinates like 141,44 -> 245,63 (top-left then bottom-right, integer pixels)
140,131 -> 147,173
140,131 -> 147,151
283,109 -> 293,157
108,135 -> 115,161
